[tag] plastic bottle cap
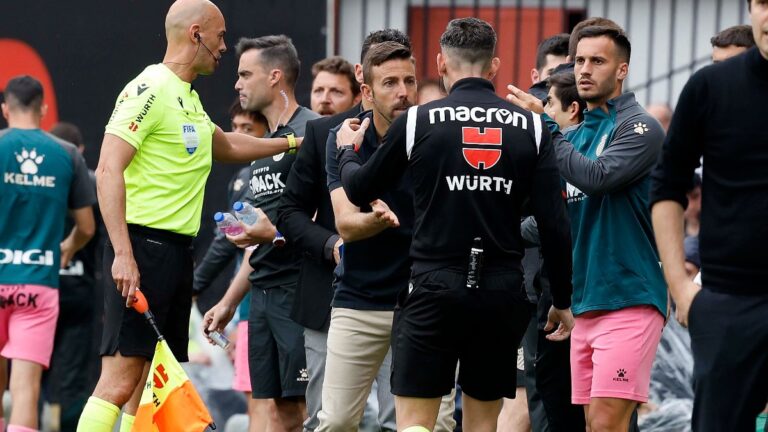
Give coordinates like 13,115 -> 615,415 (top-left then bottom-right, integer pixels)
213,212 -> 225,222
233,201 -> 244,211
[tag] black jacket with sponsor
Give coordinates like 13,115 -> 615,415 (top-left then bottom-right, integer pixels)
248,107 -> 320,290
338,77 -> 573,309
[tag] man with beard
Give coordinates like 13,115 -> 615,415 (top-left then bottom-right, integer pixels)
508,24 -> 667,431
203,34 -> 319,431
310,57 -> 360,117
275,29 -> 416,432
317,41 -> 418,432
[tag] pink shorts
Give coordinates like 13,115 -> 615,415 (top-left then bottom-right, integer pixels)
232,321 -> 252,392
0,284 -> 59,368
570,305 -> 664,405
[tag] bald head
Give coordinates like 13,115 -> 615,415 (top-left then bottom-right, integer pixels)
165,0 -> 222,42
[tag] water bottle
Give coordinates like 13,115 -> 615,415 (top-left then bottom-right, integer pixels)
214,212 -> 243,236
233,201 -> 259,225
206,329 -> 231,350
466,237 -> 484,289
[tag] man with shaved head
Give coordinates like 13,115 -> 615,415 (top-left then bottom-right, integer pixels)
77,1 -> 299,431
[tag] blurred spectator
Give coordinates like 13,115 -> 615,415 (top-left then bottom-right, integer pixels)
532,33 -> 569,83
310,56 -> 360,116
416,78 -> 445,104
527,33 -> 569,101
646,103 -> 673,132
42,121 -> 103,432
711,24 -> 755,63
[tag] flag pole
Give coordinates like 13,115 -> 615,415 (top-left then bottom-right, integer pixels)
132,290 -> 164,341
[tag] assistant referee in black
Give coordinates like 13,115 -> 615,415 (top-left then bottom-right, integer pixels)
334,17 -> 574,432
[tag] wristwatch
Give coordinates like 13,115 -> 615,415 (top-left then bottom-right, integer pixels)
338,144 -> 356,154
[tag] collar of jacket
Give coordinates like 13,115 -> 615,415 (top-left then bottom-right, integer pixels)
449,77 -> 496,94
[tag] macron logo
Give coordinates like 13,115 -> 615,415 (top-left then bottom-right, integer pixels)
429,106 -> 527,129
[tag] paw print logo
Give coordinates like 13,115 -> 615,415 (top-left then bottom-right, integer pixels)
617,368 -> 627,378
297,368 -> 309,382
15,148 -> 45,175
633,123 -> 649,135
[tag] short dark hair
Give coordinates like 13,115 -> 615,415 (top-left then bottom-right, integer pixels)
362,42 -> 413,85
568,17 -> 622,59
710,25 -> 755,48
235,35 -> 301,88
439,17 -> 497,66
228,98 -> 266,124
50,122 -> 84,147
576,25 -> 632,63
547,72 -> 586,123
536,34 -> 569,72
3,75 -> 43,112
361,29 -> 411,64
311,56 -> 360,96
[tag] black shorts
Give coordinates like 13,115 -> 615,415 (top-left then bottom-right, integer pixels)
248,284 -> 307,399
100,225 -> 193,361
391,267 -> 532,401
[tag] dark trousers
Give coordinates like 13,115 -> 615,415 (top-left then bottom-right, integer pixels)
689,289 -> 768,432
523,315 -> 586,432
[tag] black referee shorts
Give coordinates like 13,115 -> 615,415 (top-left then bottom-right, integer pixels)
391,267 -> 533,401
100,225 -> 193,361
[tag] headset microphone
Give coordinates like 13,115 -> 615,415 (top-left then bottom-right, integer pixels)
196,33 -> 217,62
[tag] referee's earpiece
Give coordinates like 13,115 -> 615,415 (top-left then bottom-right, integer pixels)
195,32 -> 200,41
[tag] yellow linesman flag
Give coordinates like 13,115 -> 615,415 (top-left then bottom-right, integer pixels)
133,339 -> 214,431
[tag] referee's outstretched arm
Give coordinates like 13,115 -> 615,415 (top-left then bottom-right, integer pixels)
212,125 -> 301,162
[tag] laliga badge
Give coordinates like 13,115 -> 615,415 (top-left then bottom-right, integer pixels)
182,124 -> 200,155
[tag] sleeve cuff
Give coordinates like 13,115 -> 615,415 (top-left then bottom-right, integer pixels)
323,234 -> 340,262
104,129 -> 140,150
552,295 -> 572,310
